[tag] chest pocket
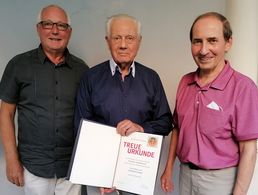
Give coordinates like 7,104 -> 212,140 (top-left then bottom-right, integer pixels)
198,105 -> 232,138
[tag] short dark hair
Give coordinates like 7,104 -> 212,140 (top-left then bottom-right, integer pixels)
189,12 -> 232,42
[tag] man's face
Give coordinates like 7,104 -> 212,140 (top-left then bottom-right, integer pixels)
191,16 -> 232,75
37,6 -> 72,55
106,18 -> 141,67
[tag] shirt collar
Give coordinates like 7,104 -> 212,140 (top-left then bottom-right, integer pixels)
109,58 -> 135,77
189,60 -> 234,90
210,61 -> 234,90
37,44 -> 72,68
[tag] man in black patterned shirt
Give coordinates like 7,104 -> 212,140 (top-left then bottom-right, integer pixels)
0,4 -> 88,195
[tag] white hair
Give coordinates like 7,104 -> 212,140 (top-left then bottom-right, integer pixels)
37,4 -> 71,25
106,14 -> 141,37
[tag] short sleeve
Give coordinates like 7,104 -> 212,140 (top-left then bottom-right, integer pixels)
0,57 -> 20,103
233,80 -> 258,140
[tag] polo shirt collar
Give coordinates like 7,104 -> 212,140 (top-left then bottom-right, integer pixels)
109,58 -> 135,77
210,61 -> 234,90
190,60 -> 234,90
37,44 -> 72,68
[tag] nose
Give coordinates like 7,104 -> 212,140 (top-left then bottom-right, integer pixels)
200,42 -> 208,55
120,37 -> 127,49
51,24 -> 59,34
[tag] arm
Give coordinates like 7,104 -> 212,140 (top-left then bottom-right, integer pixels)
74,73 -> 92,136
0,101 -> 24,186
233,139 -> 257,195
115,91 -> 171,136
141,75 -> 173,136
161,128 -> 179,193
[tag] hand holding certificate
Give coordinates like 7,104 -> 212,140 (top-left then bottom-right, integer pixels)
67,120 -> 163,195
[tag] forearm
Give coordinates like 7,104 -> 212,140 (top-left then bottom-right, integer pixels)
233,139 -> 257,195
0,102 -> 19,161
1,126 -> 19,162
0,101 -> 24,186
142,114 -> 173,136
165,128 -> 178,170
161,128 -> 178,192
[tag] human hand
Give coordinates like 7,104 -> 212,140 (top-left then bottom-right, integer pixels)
160,169 -> 174,193
116,119 -> 144,136
99,187 -> 117,195
6,158 -> 24,187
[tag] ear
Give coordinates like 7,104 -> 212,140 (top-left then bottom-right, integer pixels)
105,36 -> 109,45
138,35 -> 142,43
36,24 -> 40,34
105,36 -> 111,50
67,28 -> 72,40
225,36 -> 233,52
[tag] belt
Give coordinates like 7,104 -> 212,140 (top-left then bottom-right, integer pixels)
186,162 -> 203,170
186,162 -> 222,170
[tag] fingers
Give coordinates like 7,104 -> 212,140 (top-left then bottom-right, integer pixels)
99,187 -> 117,194
8,174 -> 24,187
161,182 -> 171,192
12,178 -> 20,186
6,161 -> 24,187
116,120 -> 143,136
105,187 -> 116,193
117,120 -> 131,135
17,173 -> 24,186
161,177 -> 173,193
100,187 -> 105,195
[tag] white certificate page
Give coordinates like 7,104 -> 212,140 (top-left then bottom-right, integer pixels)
113,132 -> 163,195
69,120 -> 121,188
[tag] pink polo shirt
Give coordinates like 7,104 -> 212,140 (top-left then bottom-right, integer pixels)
175,61 -> 258,169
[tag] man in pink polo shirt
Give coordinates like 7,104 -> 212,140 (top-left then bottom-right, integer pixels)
161,12 -> 258,195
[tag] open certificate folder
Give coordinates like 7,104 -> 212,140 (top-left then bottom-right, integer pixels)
67,119 -> 163,195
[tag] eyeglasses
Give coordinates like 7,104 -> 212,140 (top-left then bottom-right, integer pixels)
110,35 -> 138,44
38,21 -> 70,31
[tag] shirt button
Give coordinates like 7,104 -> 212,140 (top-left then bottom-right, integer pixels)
56,96 -> 58,100
56,129 -> 59,132
196,101 -> 199,104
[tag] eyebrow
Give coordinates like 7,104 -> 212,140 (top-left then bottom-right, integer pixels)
192,36 -> 218,41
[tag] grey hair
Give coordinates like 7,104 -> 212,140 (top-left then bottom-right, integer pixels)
37,4 -> 71,25
106,14 -> 141,37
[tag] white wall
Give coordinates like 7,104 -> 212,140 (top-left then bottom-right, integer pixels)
0,1 -> 225,194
